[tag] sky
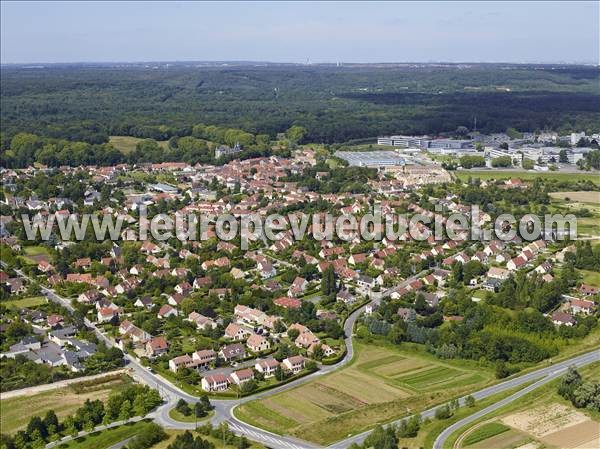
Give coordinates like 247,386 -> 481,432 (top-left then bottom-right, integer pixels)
1,1 -> 599,64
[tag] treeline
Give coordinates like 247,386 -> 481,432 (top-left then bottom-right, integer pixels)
0,384 -> 162,449
284,163 -> 378,194
0,123 -> 285,168
2,65 -> 599,146
558,367 -> 600,412
363,264 -> 598,372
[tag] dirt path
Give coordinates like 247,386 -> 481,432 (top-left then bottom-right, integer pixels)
0,369 -> 129,400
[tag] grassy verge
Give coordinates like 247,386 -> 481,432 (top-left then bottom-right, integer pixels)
56,420 -> 153,449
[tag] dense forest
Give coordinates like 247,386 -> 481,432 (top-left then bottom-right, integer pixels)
1,63 -> 599,148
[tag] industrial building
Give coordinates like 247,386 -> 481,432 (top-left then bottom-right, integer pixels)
335,151 -> 406,167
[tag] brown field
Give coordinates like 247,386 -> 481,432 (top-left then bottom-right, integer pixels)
541,420 -> 600,449
549,191 -> 600,204
502,403 -> 590,437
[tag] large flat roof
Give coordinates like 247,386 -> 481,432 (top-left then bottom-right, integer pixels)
335,151 -> 406,167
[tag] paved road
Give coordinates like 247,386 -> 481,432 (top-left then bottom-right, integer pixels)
11,264 -> 600,449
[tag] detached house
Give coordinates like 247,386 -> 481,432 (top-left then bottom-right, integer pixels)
219,343 -> 246,362
255,358 -> 279,378
202,374 -> 229,392
282,355 -> 305,374
246,333 -> 270,352
157,304 -> 178,319
225,323 -> 252,341
146,336 -> 169,358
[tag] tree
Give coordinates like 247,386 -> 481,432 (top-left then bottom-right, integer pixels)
285,126 -> 308,144
119,400 -> 133,421
559,149 -> 569,163
175,399 -> 192,416
194,401 -> 207,418
287,328 -> 300,341
465,395 -> 475,408
434,404 -> 453,420
320,265 -> 336,296
43,410 -> 60,435
491,156 -> 512,168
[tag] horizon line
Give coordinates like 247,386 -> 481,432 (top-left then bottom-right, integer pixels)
1,59 -> 599,67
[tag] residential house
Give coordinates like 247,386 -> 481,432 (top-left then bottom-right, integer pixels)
146,336 -> 169,358
552,311 -> 576,327
157,304 -> 178,319
229,368 -> 254,386
225,323 -> 252,341
201,374 -> 229,392
246,334 -> 270,353
219,343 -> 246,362
192,349 -> 216,369
255,358 -> 279,378
282,355 -> 305,374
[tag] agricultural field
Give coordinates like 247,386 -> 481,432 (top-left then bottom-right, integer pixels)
449,362 -> 600,449
454,170 -> 600,183
109,136 -> 169,154
235,342 -> 494,445
549,191 -> 600,204
0,374 -> 132,433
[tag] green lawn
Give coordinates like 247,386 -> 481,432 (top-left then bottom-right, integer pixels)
463,422 -> 510,446
109,136 -> 169,154
56,420 -> 154,449
3,295 -> 47,308
580,269 -> 600,287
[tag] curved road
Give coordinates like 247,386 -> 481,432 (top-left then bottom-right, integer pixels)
12,265 -> 600,449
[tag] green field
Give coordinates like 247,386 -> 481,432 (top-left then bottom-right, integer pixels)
109,136 -> 169,154
462,422 -> 510,446
56,420 -> 153,449
454,170 -> 600,183
234,342 -> 494,445
1,374 -> 132,433
3,295 -> 47,308
580,269 -> 600,287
